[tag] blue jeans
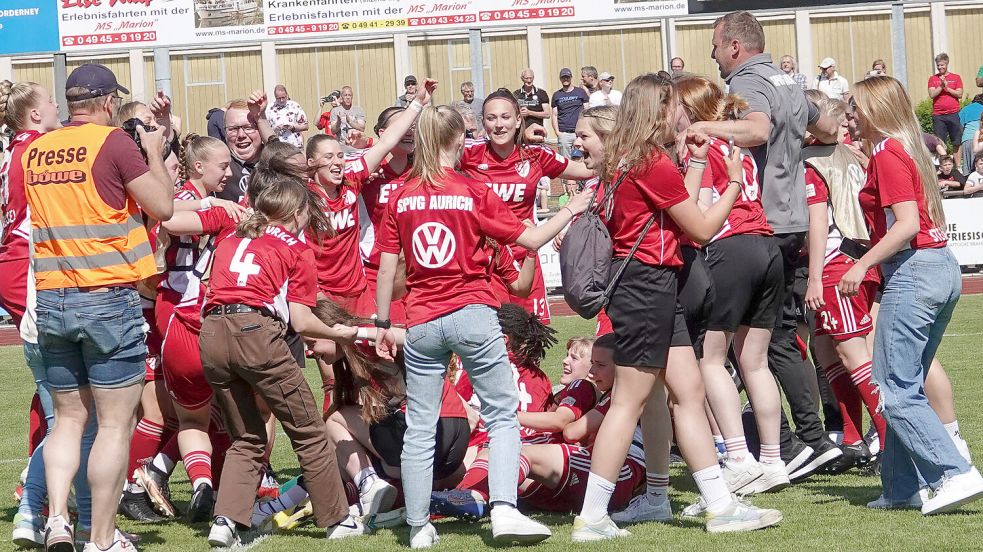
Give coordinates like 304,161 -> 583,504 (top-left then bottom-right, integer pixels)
36,287 -> 147,390
18,342 -> 96,528
874,247 -> 970,499
401,305 -> 520,526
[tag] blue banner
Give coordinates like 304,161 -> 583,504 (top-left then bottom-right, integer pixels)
0,0 -> 59,55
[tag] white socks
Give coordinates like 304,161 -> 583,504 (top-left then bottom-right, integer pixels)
579,472 -> 615,523
944,421 -> 961,439
355,467 -> 378,495
692,465 -> 732,515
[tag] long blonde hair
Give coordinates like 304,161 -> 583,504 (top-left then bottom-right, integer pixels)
674,74 -> 748,123
852,76 -> 946,227
408,105 -> 465,188
602,73 -> 675,182
0,81 -> 44,132
580,105 -> 618,140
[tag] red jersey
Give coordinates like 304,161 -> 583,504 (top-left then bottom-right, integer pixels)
805,168 -> 880,285
309,156 -> 371,297
204,225 -> 318,323
460,140 -> 568,221
929,73 -> 963,115
0,131 -> 42,326
360,160 -> 411,276
376,168 -> 525,327
489,244 -> 522,303
860,139 -> 948,250
607,152 -> 689,267
158,182 -> 205,303
689,137 -> 772,241
553,378 -> 598,420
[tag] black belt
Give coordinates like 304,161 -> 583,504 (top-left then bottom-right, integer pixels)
205,304 -> 273,318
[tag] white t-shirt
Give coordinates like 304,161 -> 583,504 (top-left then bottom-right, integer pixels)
966,171 -> 983,188
814,74 -> 850,99
589,89 -> 623,107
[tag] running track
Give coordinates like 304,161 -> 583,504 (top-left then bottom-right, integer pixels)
1,275 -> 982,346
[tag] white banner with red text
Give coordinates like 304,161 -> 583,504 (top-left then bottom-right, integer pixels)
943,197 -> 983,266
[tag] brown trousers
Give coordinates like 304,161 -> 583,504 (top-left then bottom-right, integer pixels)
199,311 -> 348,528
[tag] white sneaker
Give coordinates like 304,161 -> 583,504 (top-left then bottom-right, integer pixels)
922,467 -> 983,515
742,462 -> 790,495
44,515 -> 75,552
610,494 -> 672,523
326,514 -> 369,540
867,493 -> 922,510
680,498 -> 707,520
208,516 -> 241,548
82,530 -> 138,551
570,515 -> 630,542
12,512 -> 43,548
409,523 -> 439,549
705,499 -> 782,533
723,455 -> 763,494
490,506 -> 551,545
954,437 -> 973,465
359,478 -> 398,517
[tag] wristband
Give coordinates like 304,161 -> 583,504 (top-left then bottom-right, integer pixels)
688,158 -> 708,169
563,206 -> 575,217
200,196 -> 214,210
409,100 -> 424,113
356,327 -> 372,340
374,318 -> 392,330
727,180 -> 744,189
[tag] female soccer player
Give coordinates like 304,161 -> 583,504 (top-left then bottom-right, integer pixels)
373,104 -> 592,548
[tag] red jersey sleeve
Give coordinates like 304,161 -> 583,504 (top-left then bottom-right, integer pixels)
376,199 -> 401,254
195,207 -> 237,235
343,156 -> 372,194
805,167 -> 829,206
477,187 -> 525,243
286,247 -> 318,307
494,245 -> 522,286
873,141 -> 919,207
534,145 -> 569,179
555,379 -> 597,420
640,159 -> 689,210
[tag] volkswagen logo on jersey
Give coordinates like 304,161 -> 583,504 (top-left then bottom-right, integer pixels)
412,222 -> 456,268
516,160 -> 530,178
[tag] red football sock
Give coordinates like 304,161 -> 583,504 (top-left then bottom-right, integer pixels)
183,450 -> 213,489
158,433 -> 180,471
849,361 -> 887,447
127,418 -> 165,483
457,459 -> 490,500
28,393 -> 46,457
824,362 -> 863,445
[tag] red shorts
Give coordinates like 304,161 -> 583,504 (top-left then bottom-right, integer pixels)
815,280 -> 876,341
0,258 -> 28,328
521,444 -> 644,512
143,306 -> 164,381
596,309 -> 613,336
508,255 -> 551,325
161,315 -> 212,409
321,286 -> 376,318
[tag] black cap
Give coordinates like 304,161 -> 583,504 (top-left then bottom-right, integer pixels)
559,68 -> 573,78
404,75 -> 417,86
65,63 -> 129,101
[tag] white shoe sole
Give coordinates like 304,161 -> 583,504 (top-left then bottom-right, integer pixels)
493,529 -> 552,545
742,471 -> 791,496
610,510 -> 672,523
784,447 -> 814,476
12,526 -> 42,548
706,510 -> 783,533
789,447 -> 842,480
207,530 -> 239,548
922,485 -> 983,515
571,529 -> 629,543
362,483 -> 398,517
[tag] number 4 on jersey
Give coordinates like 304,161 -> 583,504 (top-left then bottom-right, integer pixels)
230,239 -> 261,286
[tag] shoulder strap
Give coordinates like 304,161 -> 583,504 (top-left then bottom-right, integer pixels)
601,212 -> 657,306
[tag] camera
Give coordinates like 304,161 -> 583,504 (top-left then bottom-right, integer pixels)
121,118 -> 170,161
321,94 -> 337,104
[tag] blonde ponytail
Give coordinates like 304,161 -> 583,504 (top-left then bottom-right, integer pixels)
0,81 -> 44,132
408,105 -> 465,189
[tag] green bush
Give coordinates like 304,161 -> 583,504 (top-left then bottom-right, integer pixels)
916,98 -> 934,134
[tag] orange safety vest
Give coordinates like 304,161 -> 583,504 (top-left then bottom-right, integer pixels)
23,123 -> 156,290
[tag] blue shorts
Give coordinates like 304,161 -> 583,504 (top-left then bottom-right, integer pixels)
36,287 -> 148,391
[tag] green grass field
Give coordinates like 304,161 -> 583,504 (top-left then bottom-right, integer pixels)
2,297 -> 982,551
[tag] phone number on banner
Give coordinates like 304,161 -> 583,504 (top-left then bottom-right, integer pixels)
62,32 -> 157,47
478,6 -> 574,22
269,19 -> 415,35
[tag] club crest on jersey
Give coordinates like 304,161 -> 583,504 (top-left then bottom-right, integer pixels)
343,189 -> 357,206
412,222 -> 456,268
515,160 -> 530,178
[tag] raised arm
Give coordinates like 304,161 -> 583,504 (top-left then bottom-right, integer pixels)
360,79 -> 437,173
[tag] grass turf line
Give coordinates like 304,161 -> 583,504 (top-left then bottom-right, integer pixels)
0,296 -> 980,550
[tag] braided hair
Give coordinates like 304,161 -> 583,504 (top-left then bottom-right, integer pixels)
497,303 -> 557,367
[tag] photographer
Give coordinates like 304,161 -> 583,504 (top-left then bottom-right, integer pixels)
23,63 -> 175,551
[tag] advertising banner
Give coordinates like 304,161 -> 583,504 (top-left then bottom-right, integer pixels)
55,0 -> 688,53
944,198 -> 983,266
0,0 -> 60,55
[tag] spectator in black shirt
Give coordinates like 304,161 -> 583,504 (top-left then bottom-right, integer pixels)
514,69 -> 550,128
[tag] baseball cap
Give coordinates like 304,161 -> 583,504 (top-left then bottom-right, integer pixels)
599,72 -> 614,81
818,57 -> 836,69
559,68 -> 573,78
65,63 -> 129,101
404,75 -> 418,86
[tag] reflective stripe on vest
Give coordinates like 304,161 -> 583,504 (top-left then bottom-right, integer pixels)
23,123 -> 156,290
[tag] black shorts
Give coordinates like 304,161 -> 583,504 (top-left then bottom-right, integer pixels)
705,234 -> 784,332
932,113 -> 962,146
678,246 -> 714,357
792,261 -> 809,325
369,411 -> 469,481
607,258 -> 690,369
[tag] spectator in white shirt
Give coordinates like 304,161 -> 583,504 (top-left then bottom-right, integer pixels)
813,58 -> 850,99
588,72 -> 622,107
265,84 -> 308,147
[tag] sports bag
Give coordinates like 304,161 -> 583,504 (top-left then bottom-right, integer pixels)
559,171 -> 656,318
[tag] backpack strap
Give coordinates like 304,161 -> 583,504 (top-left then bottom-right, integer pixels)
600,212 -> 658,307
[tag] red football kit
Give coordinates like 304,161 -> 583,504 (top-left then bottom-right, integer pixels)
0,131 -> 42,327
360,159 -> 411,323
689,137 -> 772,242
376,168 -> 526,328
860,139 -> 948,250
